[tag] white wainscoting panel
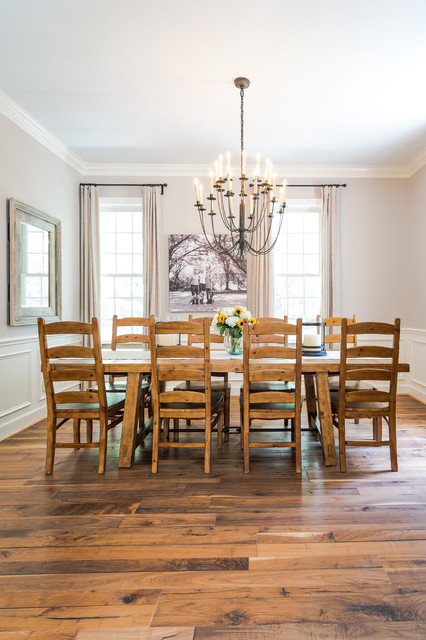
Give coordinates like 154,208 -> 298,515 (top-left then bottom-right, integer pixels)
0,350 -> 32,418
0,334 -> 81,441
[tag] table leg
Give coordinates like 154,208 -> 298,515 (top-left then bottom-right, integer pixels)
315,371 -> 337,467
118,372 -> 141,468
304,373 -> 317,427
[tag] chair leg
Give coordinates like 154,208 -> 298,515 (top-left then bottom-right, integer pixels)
338,417 -> 347,473
163,418 -> 170,442
217,407 -> 223,449
86,419 -> 93,443
173,418 -> 179,442
151,416 -> 160,474
73,419 -> 81,449
295,417 -> 302,474
204,415 -> 212,474
45,415 -> 56,475
224,388 -> 230,442
243,411 -> 250,474
98,416 -> 108,474
389,414 -> 398,472
372,417 -> 382,442
240,402 -> 244,449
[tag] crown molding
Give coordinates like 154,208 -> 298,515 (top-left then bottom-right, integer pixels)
406,147 -> 426,178
1,89 -> 425,180
0,89 -> 85,174
83,162 -> 413,179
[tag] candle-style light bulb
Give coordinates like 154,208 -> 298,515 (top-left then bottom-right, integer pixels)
272,172 -> 276,198
264,158 -> 270,183
214,160 -> 219,182
194,178 -> 199,202
249,195 -> 254,217
199,183 -> 204,206
226,151 -> 231,173
279,186 -> 284,207
209,171 -> 214,195
256,153 -> 261,175
227,169 -> 232,192
282,179 -> 287,204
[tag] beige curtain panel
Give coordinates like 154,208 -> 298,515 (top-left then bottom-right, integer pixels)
143,186 -> 161,317
247,215 -> 274,318
80,185 -> 100,344
321,185 -> 341,318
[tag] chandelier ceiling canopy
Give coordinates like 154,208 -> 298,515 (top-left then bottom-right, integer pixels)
194,77 -> 287,257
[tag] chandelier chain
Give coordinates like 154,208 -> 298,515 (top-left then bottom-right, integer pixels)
240,88 -> 244,154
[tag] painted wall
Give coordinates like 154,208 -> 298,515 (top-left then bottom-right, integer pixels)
0,114 -> 80,439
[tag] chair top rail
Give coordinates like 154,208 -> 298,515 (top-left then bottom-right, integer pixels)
115,316 -> 150,327
156,321 -> 204,335
156,345 -> 206,359
249,321 -> 297,336
348,321 -> 397,335
43,320 -> 93,335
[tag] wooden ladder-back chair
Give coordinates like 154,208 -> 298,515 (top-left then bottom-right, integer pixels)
110,315 -> 151,429
330,318 -> 401,472
241,318 -> 303,473
175,315 -> 231,441
38,318 -> 125,474
317,315 -> 358,350
149,317 -> 224,474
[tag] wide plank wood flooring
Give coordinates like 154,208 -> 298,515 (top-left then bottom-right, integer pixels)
0,394 -> 425,639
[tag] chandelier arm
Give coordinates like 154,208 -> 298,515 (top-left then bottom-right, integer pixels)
217,188 -> 238,232
245,193 -> 269,235
246,210 -> 285,255
198,211 -> 237,255
209,206 -> 238,250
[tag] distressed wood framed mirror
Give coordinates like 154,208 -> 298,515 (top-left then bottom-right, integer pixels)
8,198 -> 62,325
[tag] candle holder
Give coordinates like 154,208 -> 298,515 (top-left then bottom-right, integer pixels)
302,321 -> 326,357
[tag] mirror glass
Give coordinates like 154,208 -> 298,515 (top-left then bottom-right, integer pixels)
21,222 -> 50,308
9,199 -> 61,325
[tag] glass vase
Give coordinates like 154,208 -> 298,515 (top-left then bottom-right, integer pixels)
223,330 -> 243,356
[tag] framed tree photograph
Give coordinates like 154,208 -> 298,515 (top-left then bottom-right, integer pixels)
169,234 -> 247,313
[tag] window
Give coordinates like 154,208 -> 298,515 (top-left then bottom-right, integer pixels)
99,198 -> 143,341
273,200 -> 322,322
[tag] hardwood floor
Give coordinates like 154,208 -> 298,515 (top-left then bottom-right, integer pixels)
0,395 -> 426,639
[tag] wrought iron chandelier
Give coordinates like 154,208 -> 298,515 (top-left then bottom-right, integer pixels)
194,77 -> 287,257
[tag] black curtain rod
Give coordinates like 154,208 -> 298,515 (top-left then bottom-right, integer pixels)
287,183 -> 347,188
80,182 -> 168,195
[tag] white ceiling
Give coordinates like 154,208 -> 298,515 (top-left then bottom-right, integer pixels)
1,0 -> 426,168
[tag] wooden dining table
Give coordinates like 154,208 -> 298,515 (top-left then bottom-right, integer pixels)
100,349 -> 410,469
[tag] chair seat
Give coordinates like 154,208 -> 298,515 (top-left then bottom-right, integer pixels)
330,391 -> 388,410
92,379 -> 150,392
161,391 -> 223,411
239,381 -> 295,393
328,379 -> 375,393
174,380 -> 231,391
56,392 -> 126,411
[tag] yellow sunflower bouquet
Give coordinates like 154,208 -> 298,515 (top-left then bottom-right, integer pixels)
212,306 -> 257,341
